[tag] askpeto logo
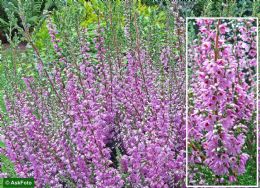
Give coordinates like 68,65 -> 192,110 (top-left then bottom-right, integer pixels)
3,178 -> 34,188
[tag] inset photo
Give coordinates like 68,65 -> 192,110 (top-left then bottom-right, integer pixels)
186,18 -> 258,187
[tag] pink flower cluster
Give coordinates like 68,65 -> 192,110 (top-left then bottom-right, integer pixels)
188,19 -> 257,185
0,12 -> 186,188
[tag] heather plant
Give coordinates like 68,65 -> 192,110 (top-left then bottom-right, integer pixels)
188,18 -> 257,186
0,0 -> 187,187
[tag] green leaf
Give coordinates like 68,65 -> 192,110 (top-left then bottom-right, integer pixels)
0,141 -> 5,148
0,18 -> 8,26
28,16 -> 39,24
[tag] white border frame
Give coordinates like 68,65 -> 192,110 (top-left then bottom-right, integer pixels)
185,17 -> 259,188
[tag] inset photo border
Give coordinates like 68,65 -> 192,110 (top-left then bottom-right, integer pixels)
186,17 -> 259,187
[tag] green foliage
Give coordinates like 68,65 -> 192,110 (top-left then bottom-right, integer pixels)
235,157 -> 257,185
0,154 -> 16,177
79,0 -> 104,27
0,0 -> 42,33
192,0 -> 257,17
33,21 -> 50,49
252,0 -> 260,17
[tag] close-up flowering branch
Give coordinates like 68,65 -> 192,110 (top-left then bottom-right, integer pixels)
188,18 -> 257,186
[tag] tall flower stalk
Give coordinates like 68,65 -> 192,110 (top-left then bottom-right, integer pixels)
188,18 -> 257,185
